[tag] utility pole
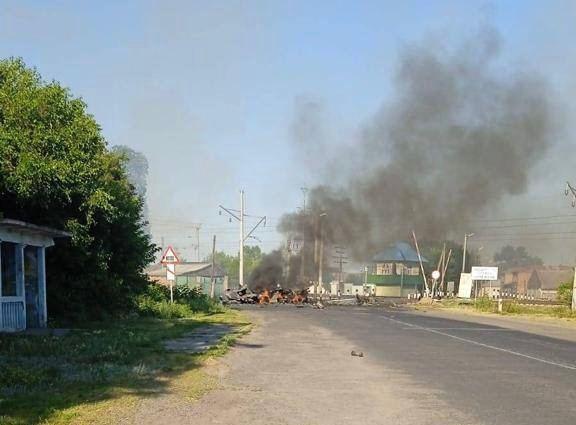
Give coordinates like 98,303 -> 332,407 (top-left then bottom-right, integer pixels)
461,233 -> 474,273
572,267 -> 576,311
219,190 -> 266,288
564,181 -> 576,310
240,190 -> 245,287
210,235 -> 216,298
315,212 -> 327,300
297,187 -> 309,285
301,187 -> 309,212
193,224 -> 201,261
187,224 -> 202,262
285,238 -> 292,285
333,246 -> 348,285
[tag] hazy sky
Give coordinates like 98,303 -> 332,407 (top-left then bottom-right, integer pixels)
2,0 -> 576,262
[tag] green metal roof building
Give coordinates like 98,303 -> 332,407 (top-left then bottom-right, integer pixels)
368,242 -> 427,297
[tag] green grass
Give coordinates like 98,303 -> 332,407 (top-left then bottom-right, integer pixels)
0,308 -> 250,425
436,297 -> 576,319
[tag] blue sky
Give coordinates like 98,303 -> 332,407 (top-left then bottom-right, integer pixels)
1,0 -> 575,260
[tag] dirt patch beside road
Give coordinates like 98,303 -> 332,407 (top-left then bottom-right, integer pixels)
125,307 -> 476,425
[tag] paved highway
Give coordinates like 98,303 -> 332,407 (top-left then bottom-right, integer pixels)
310,306 -> 576,425
149,305 -> 576,425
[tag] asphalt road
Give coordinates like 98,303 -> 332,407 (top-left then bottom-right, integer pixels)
301,305 -> 576,425
129,305 -> 576,425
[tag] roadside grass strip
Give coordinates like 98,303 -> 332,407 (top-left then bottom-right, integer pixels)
0,309 -> 250,425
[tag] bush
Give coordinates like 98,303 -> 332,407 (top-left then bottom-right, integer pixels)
145,283 -> 170,302
557,282 -> 573,305
174,284 -> 203,302
473,297 -> 495,313
136,283 -> 224,317
137,296 -> 192,319
174,284 -> 225,313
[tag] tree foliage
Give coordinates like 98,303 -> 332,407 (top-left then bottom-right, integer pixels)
493,245 -> 543,271
557,282 -> 573,305
208,245 -> 263,284
0,58 -> 156,321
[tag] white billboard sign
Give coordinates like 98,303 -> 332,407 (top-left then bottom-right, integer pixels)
471,266 -> 498,281
457,273 -> 473,298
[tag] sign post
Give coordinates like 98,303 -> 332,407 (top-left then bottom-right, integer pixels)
160,246 -> 180,304
431,270 -> 440,298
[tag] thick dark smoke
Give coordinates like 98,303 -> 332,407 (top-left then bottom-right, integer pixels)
283,27 -> 554,259
248,249 -> 284,291
253,27 -> 556,288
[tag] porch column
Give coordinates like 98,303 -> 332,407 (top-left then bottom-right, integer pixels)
37,247 -> 47,328
16,243 -> 26,326
0,241 -> 3,330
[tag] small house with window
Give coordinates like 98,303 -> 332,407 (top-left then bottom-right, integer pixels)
367,241 -> 428,297
0,218 -> 70,332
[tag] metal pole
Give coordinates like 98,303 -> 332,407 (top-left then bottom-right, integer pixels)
196,225 -> 201,262
462,234 -> 468,273
318,217 -> 324,300
572,266 -> 576,311
210,235 -> 216,298
239,190 -> 245,287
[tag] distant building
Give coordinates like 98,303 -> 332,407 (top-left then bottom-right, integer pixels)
367,242 -> 427,297
501,267 -> 536,294
527,267 -> 572,300
146,262 -> 229,297
500,266 -> 572,300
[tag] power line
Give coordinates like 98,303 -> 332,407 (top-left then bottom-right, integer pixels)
473,221 -> 576,230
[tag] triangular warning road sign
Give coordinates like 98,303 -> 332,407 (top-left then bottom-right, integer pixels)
160,245 -> 180,264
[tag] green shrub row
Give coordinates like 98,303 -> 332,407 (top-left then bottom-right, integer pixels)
136,283 -> 225,318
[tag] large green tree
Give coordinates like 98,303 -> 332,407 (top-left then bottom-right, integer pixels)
0,58 -> 156,321
493,245 -> 543,271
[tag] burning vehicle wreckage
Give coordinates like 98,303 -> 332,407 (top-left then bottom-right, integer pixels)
220,286 -> 326,308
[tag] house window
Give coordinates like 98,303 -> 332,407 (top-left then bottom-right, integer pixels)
1,242 -> 17,296
376,263 -> 393,275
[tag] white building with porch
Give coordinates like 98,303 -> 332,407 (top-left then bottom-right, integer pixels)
0,219 -> 69,332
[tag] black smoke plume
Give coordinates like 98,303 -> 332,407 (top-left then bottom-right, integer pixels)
262,27 -> 556,287
290,30 -> 552,245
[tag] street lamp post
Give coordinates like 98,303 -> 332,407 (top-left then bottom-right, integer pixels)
461,233 -> 474,273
